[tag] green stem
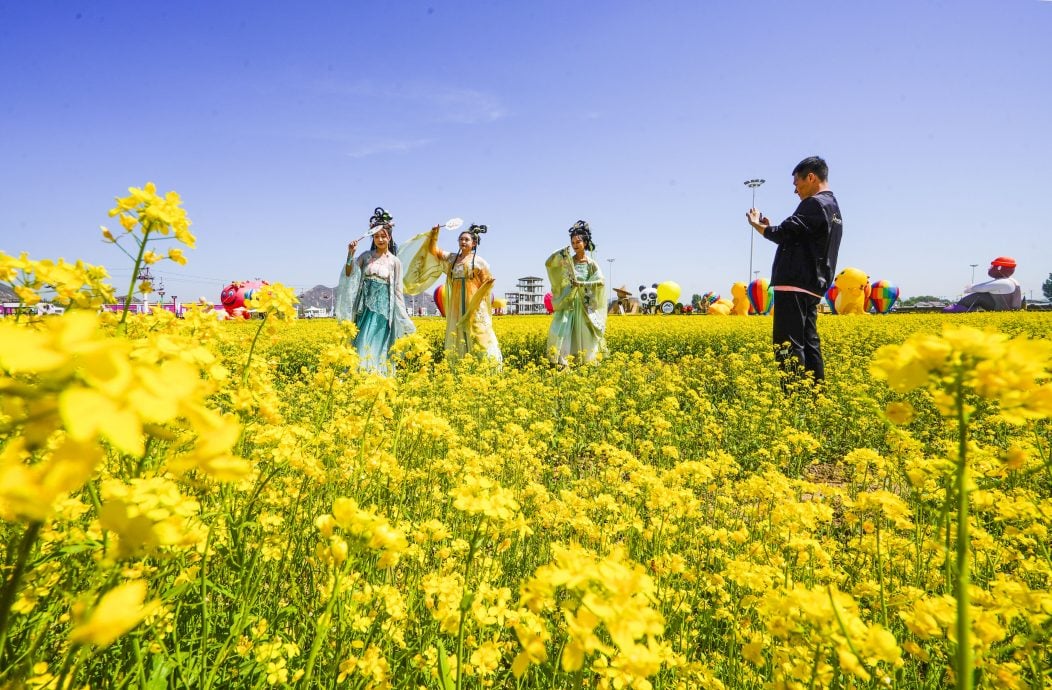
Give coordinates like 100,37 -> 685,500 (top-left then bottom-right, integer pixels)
300,558 -> 349,685
203,549 -> 264,689
132,636 -> 147,688
807,643 -> 824,690
827,585 -> 868,676
455,522 -> 483,690
199,525 -> 215,690
241,314 -> 268,386
54,644 -> 82,690
876,520 -> 888,628
954,374 -> 973,690
119,223 -> 151,332
317,368 -> 338,429
0,521 -> 42,663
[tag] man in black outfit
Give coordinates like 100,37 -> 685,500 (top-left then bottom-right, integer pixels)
746,156 -> 842,382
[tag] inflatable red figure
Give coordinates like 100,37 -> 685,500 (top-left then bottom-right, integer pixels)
220,280 -> 269,319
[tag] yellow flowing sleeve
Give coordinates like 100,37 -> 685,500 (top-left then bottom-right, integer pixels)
401,228 -> 447,295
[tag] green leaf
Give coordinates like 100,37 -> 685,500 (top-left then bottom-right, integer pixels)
435,639 -> 455,690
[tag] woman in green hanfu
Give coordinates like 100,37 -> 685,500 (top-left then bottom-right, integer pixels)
545,220 -> 607,367
401,223 -> 503,365
334,207 -> 416,374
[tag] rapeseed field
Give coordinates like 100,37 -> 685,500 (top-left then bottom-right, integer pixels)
1,185 -> 1050,688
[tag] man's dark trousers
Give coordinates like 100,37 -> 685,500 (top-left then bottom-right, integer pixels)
772,290 -> 824,381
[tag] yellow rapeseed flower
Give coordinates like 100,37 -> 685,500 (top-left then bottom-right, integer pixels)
70,580 -> 161,647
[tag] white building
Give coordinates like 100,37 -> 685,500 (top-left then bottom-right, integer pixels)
505,276 -> 546,314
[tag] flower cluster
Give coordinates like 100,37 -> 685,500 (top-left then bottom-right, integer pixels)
0,251 -> 115,310
517,544 -> 670,684
244,282 -> 299,320
105,181 -> 195,249
871,325 -> 1052,423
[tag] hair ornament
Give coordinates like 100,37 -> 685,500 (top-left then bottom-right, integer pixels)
368,207 -> 397,254
568,219 -> 594,251
369,207 -> 394,229
465,223 -> 488,247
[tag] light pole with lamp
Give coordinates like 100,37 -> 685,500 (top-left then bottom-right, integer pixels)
607,258 -> 615,290
970,263 -> 978,284
744,179 -> 765,280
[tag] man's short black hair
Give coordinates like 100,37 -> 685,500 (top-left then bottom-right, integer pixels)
792,156 -> 828,182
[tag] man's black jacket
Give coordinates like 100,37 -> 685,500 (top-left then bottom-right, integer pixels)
762,190 -> 843,296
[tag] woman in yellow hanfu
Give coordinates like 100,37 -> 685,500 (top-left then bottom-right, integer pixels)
402,223 -> 503,364
545,220 -> 607,367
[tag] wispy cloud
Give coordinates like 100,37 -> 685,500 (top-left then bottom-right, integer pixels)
345,137 -> 434,158
426,87 -> 507,124
308,78 -> 508,124
276,76 -> 506,158
282,125 -> 434,159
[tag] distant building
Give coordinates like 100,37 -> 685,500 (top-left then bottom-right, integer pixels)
506,276 -> 546,315
302,306 -> 329,318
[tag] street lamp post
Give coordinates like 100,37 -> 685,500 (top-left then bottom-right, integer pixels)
744,179 -> 765,280
607,258 -> 615,290
970,263 -> 978,284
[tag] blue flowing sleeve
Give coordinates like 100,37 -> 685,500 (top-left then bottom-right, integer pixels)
335,255 -> 364,322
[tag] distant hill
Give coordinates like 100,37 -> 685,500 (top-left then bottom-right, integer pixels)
296,284 -> 440,316
0,284 -> 15,301
297,285 -> 337,312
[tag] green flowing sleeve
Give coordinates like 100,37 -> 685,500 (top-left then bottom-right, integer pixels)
401,229 -> 447,295
585,259 -> 607,334
545,247 -> 574,311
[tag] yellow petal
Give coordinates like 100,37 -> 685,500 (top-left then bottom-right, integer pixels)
60,388 -> 144,456
0,324 -> 66,373
70,581 -> 160,647
561,641 -> 585,672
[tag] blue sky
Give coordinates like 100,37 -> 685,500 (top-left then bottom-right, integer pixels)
2,0 -> 1050,304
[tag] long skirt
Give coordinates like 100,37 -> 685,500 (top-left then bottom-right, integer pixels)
547,307 -> 602,366
354,308 -> 392,374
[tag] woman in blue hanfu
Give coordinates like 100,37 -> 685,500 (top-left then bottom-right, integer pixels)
545,220 -> 607,366
401,222 -> 503,365
334,207 -> 416,374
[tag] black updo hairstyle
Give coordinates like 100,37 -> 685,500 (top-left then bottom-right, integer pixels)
454,223 -> 488,273
568,220 -> 595,251
369,207 -> 398,255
